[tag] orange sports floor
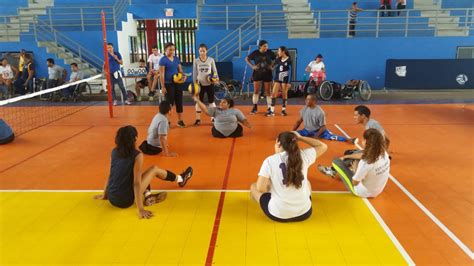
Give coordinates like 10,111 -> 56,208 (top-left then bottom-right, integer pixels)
0,103 -> 473,265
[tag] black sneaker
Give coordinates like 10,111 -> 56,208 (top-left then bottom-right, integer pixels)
148,90 -> 156,97
178,166 -> 193,187
250,105 -> 257,115
194,119 -> 201,126
177,120 -> 186,128
281,110 -> 287,116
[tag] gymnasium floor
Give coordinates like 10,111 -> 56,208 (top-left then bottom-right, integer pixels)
0,102 -> 473,265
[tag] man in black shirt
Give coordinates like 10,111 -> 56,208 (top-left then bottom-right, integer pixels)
245,40 -> 276,115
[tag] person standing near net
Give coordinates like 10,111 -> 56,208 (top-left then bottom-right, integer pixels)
106,43 -> 130,106
0,58 -> 19,98
245,40 -> 276,115
192,43 -> 219,126
14,54 -> 34,95
159,42 -> 186,128
268,46 -> 291,117
93,125 -> 193,219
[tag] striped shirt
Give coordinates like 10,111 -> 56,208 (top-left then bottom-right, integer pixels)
350,9 -> 358,21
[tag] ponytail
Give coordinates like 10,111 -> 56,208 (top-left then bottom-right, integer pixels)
277,132 -> 304,188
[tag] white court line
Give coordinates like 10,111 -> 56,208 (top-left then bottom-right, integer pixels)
363,198 -> 415,266
0,189 -> 349,193
335,123 -> 474,260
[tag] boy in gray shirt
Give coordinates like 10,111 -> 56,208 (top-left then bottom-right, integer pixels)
293,94 -> 350,142
139,101 -> 177,156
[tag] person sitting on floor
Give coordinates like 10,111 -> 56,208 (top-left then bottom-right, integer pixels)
0,119 -> 14,145
193,96 -> 252,138
250,131 -> 327,222
320,128 -> 390,198
293,94 -> 354,143
94,125 -> 193,219
139,101 -> 177,156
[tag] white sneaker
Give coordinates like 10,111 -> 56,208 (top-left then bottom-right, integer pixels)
113,100 -> 118,106
125,100 -> 132,105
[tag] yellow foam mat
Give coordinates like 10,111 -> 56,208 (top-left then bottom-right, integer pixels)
213,192 -> 407,265
0,192 -> 407,265
0,192 -> 219,265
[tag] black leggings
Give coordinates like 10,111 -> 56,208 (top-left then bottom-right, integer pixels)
165,82 -> 183,113
199,84 -> 215,104
259,193 -> 312,222
211,124 -> 243,138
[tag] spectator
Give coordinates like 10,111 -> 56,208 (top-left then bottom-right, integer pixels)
13,54 -> 34,95
46,58 -> 67,89
106,43 -> 130,106
349,2 -> 363,37
61,63 -> 85,100
0,119 -> 14,145
379,0 -> 392,17
14,49 -> 27,78
135,59 -> 149,102
303,54 -> 326,95
397,0 -> 406,16
0,58 -> 18,98
147,45 -> 163,101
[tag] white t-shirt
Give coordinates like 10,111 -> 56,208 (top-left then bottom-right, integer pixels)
353,152 -> 390,198
148,53 -> 163,71
0,65 -> 14,80
258,148 -> 317,219
307,61 -> 325,76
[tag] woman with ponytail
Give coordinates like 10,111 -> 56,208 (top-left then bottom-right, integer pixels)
250,131 -> 327,222
94,125 -> 193,219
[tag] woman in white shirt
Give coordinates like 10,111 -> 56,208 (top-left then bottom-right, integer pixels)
304,54 -> 326,96
337,128 -> 390,198
250,131 -> 327,222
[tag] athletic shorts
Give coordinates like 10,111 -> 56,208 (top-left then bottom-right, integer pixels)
252,70 -> 273,82
108,191 -> 134,208
259,193 -> 312,222
139,140 -> 163,155
274,72 -> 290,84
137,78 -> 147,87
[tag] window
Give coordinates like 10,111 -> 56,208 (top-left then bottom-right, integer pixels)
157,19 -> 197,63
130,20 -> 147,63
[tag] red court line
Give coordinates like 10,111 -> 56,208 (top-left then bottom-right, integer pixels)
205,138 -> 237,266
0,126 -> 94,174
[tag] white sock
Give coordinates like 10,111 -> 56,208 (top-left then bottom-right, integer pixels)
177,175 -> 183,183
252,94 -> 259,105
266,96 -> 272,108
209,102 -> 216,108
270,106 -> 275,112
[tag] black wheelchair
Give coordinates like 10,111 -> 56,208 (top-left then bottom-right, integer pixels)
306,79 -> 372,101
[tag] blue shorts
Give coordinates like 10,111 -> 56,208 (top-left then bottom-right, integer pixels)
297,128 -> 348,142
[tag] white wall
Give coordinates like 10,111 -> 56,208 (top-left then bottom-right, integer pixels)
117,13 -> 138,88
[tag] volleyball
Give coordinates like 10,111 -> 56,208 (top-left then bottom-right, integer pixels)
173,73 -> 186,84
207,73 -> 219,83
188,82 -> 200,96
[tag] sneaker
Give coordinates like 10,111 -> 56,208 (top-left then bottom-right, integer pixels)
194,119 -> 201,126
178,166 -> 193,187
148,90 -> 156,97
136,96 -> 142,102
211,118 -> 215,123
113,100 -> 118,106
177,120 -> 186,128
318,165 -> 336,178
125,100 -> 132,105
250,105 -> 257,115
281,110 -> 288,116
148,96 -> 154,101
266,110 -> 275,117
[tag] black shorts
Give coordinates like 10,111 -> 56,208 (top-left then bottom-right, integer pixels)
139,140 -> 163,155
108,191 -> 134,208
274,76 -> 290,84
199,84 -> 215,104
137,78 -> 147,87
212,124 -> 243,138
252,70 -> 273,82
259,193 -> 312,222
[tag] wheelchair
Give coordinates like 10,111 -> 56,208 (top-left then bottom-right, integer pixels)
304,71 -> 334,101
337,80 -> 372,101
214,79 -> 245,101
306,75 -> 372,101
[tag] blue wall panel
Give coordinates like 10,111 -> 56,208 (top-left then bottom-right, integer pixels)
229,36 -> 474,89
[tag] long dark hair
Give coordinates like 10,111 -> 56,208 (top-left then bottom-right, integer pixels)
362,128 -> 386,164
278,132 -> 304,188
279,46 -> 290,59
115,125 -> 138,158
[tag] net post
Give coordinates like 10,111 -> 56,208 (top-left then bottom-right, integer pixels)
101,10 -> 114,118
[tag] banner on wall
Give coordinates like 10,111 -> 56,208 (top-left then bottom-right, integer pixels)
385,59 -> 474,89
